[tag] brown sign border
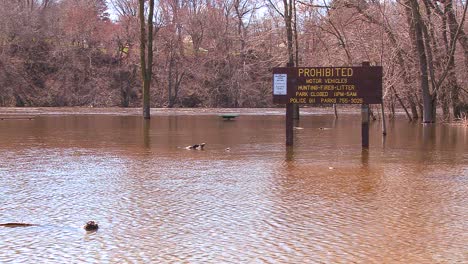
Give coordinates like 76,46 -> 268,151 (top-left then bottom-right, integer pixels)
273,66 -> 383,104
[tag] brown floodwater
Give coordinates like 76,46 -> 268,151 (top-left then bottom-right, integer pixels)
0,107 -> 466,263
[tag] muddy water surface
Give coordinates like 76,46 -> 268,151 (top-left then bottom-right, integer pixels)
0,108 -> 467,263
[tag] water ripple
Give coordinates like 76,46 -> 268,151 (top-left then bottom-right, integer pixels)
0,114 -> 466,263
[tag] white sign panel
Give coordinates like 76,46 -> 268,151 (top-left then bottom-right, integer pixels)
273,74 -> 287,95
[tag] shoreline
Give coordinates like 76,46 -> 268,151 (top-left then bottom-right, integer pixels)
0,106 -> 408,117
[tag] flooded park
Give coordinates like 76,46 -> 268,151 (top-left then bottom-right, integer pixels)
0,107 -> 467,263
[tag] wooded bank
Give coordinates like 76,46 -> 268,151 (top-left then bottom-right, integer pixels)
0,0 -> 466,121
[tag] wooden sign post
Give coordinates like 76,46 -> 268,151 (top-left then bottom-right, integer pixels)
361,61 -> 370,149
361,104 -> 370,148
285,63 -> 294,146
286,103 -> 294,146
273,63 -> 382,148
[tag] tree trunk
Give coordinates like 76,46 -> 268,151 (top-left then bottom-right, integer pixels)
168,51 -> 174,107
440,85 -> 450,120
445,0 -> 464,118
292,0 -> 300,120
390,92 -> 395,119
283,0 -> 294,65
139,0 -> 155,119
283,0 -> 299,119
407,0 -> 435,123
407,93 -> 419,119
391,86 -> 412,121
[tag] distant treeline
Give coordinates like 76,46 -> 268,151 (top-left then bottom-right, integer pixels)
0,0 -> 466,120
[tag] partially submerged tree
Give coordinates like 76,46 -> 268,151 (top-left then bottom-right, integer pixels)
139,0 -> 156,119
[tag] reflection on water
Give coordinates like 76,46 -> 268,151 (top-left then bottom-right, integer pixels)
0,108 -> 467,263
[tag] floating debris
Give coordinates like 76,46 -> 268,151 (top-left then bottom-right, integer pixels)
0,116 -> 36,120
0,223 -> 38,228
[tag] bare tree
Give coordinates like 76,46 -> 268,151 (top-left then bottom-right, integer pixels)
139,0 -> 156,118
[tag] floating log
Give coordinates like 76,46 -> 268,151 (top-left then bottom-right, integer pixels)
0,223 -> 38,227
0,116 -> 36,120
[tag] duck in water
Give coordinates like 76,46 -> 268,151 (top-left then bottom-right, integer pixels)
83,221 -> 99,231
186,143 -> 205,150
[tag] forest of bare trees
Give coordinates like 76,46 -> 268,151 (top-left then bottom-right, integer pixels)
0,0 -> 466,121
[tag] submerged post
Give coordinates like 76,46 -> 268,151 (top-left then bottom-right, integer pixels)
361,104 -> 370,148
361,61 -> 371,148
381,103 -> 387,136
285,62 -> 294,146
286,103 -> 294,146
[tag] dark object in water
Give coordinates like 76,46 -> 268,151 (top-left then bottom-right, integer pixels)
84,221 -> 99,231
219,114 -> 239,120
0,115 -> 36,120
0,223 -> 38,227
186,143 -> 205,150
